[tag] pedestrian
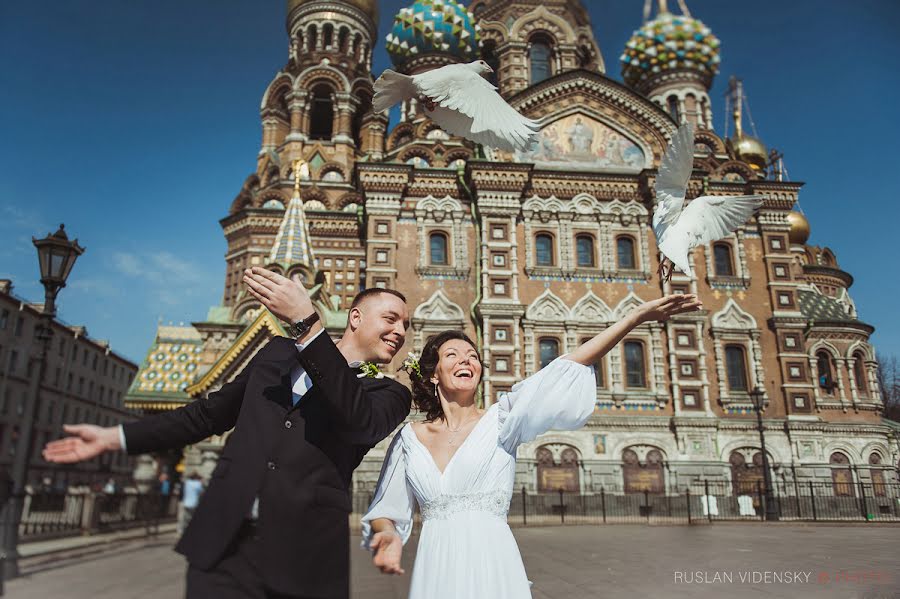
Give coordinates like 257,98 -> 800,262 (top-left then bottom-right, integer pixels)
178,473 -> 204,536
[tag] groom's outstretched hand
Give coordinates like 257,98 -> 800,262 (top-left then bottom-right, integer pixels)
371,530 -> 405,575
243,267 -> 314,324
43,424 -> 122,463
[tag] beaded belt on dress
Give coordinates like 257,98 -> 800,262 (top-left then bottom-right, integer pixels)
420,489 -> 511,522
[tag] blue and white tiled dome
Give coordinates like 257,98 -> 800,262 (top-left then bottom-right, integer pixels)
385,0 -> 481,67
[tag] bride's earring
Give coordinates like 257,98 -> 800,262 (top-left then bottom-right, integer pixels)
434,383 -> 438,398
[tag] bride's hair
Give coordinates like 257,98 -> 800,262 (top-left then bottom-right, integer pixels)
409,330 -> 483,422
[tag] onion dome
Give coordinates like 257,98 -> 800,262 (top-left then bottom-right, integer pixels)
786,210 -> 810,245
287,0 -> 377,22
732,133 -> 768,171
620,10 -> 720,91
385,0 -> 481,67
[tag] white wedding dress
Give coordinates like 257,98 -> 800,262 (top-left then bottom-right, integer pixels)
361,357 -> 597,599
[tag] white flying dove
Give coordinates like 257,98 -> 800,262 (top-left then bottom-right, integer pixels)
653,122 -> 764,280
372,60 -> 540,153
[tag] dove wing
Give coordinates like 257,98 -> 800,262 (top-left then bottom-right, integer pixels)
653,122 -> 695,238
679,195 -> 765,247
414,65 -> 540,152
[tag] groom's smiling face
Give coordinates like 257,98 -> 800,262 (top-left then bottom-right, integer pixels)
351,293 -> 410,364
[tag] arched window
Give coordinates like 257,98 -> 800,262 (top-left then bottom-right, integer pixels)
429,232 -> 448,265
309,84 -> 334,140
816,351 -> 835,394
713,243 -> 734,276
667,95 -> 680,122
337,26 -> 349,53
623,341 -> 646,388
623,447 -> 665,494
576,235 -> 595,267
535,233 -> 554,266
538,338 -> 559,369
307,24 -> 317,52
830,452 -> 854,497
725,345 -> 749,391
869,453 -> 886,496
323,24 -> 334,50
481,39 -> 500,87
616,236 -> 636,269
529,38 -> 552,85
853,352 -> 867,394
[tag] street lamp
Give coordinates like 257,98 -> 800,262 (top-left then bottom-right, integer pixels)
1,225 -> 84,580
749,385 -> 779,521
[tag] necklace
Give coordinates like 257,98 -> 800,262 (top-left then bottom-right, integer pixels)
445,412 -> 479,445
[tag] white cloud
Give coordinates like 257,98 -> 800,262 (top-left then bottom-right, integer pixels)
111,249 -> 217,306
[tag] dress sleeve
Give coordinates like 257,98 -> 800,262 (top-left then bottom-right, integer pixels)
498,357 -> 597,454
360,429 -> 415,550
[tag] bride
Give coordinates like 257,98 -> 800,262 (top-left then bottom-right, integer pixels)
362,293 -> 701,598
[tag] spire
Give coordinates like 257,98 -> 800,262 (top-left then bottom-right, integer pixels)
268,160 -> 315,271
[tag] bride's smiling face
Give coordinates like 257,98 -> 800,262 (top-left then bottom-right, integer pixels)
430,339 -> 483,398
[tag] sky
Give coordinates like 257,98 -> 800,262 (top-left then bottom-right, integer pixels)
1,0 -> 899,364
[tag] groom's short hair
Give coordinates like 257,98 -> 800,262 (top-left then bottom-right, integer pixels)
349,287 -> 407,311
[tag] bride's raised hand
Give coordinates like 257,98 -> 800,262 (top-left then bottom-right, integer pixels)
370,530 -> 405,575
636,293 -> 702,323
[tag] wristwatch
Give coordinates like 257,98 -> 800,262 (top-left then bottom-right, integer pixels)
286,311 -> 320,338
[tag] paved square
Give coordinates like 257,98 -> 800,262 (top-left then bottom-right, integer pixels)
7,524 -> 899,598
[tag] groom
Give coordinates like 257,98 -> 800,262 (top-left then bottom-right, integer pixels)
43,267 -> 412,599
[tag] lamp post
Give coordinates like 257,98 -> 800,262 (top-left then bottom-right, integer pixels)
750,385 -> 779,521
1,225 -> 84,581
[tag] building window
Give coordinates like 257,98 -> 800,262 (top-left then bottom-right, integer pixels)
713,243 -> 734,276
9,351 -> 18,374
616,236 -> 636,270
623,341 -> 646,388
0,309 -> 7,330
667,95 -> 680,122
576,235 -> 595,267
14,317 -> 23,337
682,391 -> 698,408
816,351 -> 835,393
535,234 -> 554,266
309,84 -> 334,140
429,232 -> 448,265
853,352 -> 867,394
725,345 -> 749,391
529,39 -> 552,85
538,338 -> 559,369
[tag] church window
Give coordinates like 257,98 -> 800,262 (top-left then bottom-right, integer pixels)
322,170 -> 344,182
538,338 -> 559,369
816,351 -> 835,393
309,84 -> 334,140
725,345 -> 749,391
307,24 -> 317,52
535,233 -> 554,266
529,37 -> 552,85
616,236 -> 636,269
624,341 -> 646,388
323,24 -> 334,50
667,95 -> 680,122
713,243 -> 734,276
429,232 -> 448,265
576,234 -> 595,267
853,352 -> 867,394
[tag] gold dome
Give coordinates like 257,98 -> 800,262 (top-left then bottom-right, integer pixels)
287,0 -> 377,21
786,210 -> 810,245
732,133 -> 768,171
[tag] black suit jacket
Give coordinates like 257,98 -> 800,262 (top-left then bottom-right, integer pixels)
122,333 -> 411,598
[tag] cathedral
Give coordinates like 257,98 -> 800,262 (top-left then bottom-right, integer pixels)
125,0 -> 898,502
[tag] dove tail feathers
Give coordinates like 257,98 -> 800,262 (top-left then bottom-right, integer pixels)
372,69 -> 414,113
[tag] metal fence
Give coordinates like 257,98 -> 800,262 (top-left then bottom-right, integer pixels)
352,481 -> 900,528
8,490 -> 178,542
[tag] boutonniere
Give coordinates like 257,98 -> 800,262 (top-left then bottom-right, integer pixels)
400,352 -> 422,380
358,362 -> 384,379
